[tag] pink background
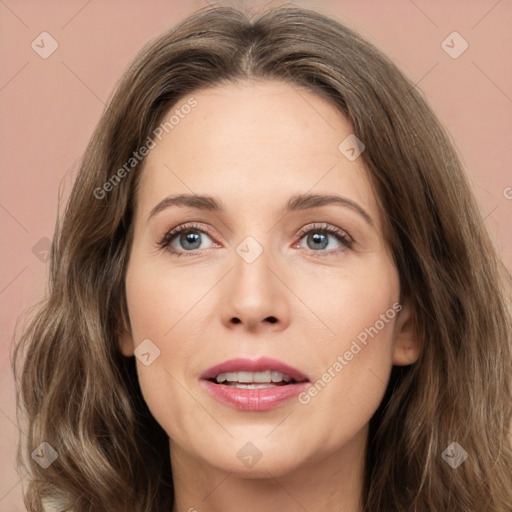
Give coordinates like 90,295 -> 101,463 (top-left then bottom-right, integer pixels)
1,0 -> 511,509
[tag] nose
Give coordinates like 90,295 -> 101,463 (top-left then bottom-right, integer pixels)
220,242 -> 291,333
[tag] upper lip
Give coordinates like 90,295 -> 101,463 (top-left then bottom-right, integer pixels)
200,357 -> 309,382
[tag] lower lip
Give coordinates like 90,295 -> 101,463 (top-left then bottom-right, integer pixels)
200,379 -> 309,411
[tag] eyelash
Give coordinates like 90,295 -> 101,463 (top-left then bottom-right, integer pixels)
156,221 -> 353,258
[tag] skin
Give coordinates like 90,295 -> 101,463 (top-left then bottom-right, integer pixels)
118,79 -> 420,512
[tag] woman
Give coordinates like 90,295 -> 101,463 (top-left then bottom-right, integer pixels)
12,4 -> 512,511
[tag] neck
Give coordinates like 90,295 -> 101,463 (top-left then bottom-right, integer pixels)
169,426 -> 367,512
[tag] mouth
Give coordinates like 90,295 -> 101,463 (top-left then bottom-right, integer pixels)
200,356 -> 309,384
200,357 -> 309,411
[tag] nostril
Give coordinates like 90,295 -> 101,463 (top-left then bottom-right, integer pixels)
266,316 -> 278,323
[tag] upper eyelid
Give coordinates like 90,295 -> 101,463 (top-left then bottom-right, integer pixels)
164,221 -> 348,237
297,222 -> 351,238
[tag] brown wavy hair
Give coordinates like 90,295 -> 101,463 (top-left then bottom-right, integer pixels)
12,4 -> 512,511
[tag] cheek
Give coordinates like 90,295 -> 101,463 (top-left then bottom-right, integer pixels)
293,263 -> 399,432
330,282 -> 398,366
135,361 -> 207,450
123,258 -> 211,438
124,255 -> 205,343
293,261 -> 398,362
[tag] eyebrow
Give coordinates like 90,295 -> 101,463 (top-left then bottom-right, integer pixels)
146,192 -> 374,226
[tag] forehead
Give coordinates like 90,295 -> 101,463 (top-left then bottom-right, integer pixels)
136,80 -> 379,227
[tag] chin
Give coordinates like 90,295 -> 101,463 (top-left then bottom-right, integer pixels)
203,443 -> 309,479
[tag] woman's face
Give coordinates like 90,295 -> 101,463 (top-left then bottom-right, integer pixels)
119,79 -> 418,478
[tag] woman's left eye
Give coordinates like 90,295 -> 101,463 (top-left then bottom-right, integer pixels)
157,222 -> 353,257
294,223 -> 353,254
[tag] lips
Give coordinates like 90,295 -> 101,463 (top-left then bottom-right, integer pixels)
199,357 -> 310,411
200,357 -> 309,383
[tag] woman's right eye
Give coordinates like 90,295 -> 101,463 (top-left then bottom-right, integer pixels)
157,223 -> 217,257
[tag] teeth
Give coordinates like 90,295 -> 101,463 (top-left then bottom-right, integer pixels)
272,371 -> 292,383
254,370 -> 271,383
229,383 -> 276,389
215,370 -> 293,384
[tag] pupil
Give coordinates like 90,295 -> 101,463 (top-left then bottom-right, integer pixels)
181,232 -> 201,250
309,232 -> 327,250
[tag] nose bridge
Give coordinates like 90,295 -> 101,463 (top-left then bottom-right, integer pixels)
232,233 -> 274,301
220,231 -> 290,331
